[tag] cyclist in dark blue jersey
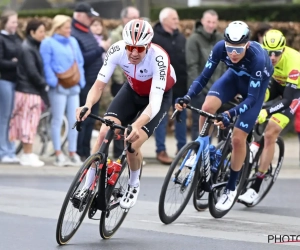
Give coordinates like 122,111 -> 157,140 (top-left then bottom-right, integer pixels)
175,21 -> 274,211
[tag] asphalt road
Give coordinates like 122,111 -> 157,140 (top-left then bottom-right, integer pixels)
0,167 -> 300,250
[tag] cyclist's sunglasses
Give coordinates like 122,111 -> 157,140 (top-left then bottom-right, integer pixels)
225,43 -> 247,54
125,44 -> 147,53
266,50 -> 283,57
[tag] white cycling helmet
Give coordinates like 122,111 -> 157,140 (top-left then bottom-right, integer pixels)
122,19 -> 154,46
224,21 -> 250,45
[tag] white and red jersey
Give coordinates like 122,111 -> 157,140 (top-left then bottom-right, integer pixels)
97,40 -> 176,96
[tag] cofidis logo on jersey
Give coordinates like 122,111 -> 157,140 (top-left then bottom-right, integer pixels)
103,45 -> 120,66
155,56 -> 166,81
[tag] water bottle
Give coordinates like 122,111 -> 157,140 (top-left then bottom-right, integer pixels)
209,145 -> 216,170
249,142 -> 260,163
211,149 -> 222,173
107,159 -> 122,186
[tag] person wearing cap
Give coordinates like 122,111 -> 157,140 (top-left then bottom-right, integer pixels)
71,2 -> 105,162
40,15 -> 85,167
175,21 -> 274,212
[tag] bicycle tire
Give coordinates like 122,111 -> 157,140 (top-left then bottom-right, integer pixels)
243,136 -> 284,207
192,168 -> 208,211
56,154 -> 101,245
208,141 -> 250,218
99,159 -> 129,239
158,142 -> 200,224
99,159 -> 144,239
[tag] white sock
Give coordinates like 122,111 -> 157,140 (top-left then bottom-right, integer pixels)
83,167 -> 96,190
129,169 -> 140,187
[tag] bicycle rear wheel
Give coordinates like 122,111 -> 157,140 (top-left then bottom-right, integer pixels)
158,142 -> 200,224
241,136 -> 284,207
192,170 -> 209,211
56,154 -> 102,245
208,141 -> 250,218
99,159 -> 131,239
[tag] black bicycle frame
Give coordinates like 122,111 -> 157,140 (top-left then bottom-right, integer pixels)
74,109 -> 133,212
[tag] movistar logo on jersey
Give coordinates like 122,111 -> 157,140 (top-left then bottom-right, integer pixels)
250,80 -> 260,88
239,104 -> 248,114
205,61 -> 212,69
239,122 -> 249,128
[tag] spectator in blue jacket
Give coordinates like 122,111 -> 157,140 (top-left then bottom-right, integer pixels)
71,2 -> 104,161
40,15 -> 85,166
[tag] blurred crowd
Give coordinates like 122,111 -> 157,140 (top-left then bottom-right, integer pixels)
0,3 -> 299,167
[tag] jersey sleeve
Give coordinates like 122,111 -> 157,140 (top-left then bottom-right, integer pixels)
186,40 -> 223,98
285,56 -> 300,87
96,41 -> 122,83
142,51 -> 170,121
228,56 -> 266,117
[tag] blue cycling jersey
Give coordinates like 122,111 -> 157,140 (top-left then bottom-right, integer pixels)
187,40 -> 273,118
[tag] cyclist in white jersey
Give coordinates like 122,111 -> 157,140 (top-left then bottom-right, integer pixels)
76,19 -> 176,209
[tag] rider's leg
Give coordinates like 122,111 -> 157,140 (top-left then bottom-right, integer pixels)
216,77 -> 269,210
126,129 -> 148,186
238,112 -> 288,204
226,128 -> 248,190
251,114 -> 286,192
82,116 -> 121,190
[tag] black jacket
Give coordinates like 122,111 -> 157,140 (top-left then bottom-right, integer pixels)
152,23 -> 187,98
71,19 -> 104,95
0,31 -> 22,82
17,35 -> 47,96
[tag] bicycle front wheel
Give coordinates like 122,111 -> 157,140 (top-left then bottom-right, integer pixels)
158,142 -> 200,224
56,154 -> 101,245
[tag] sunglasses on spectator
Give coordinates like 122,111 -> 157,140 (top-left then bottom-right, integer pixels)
225,43 -> 247,54
266,50 -> 283,57
125,44 -> 147,53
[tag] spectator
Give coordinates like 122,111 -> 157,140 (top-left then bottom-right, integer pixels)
40,14 -> 85,166
251,22 -> 272,44
109,6 -> 140,159
186,9 -> 225,141
71,2 -> 104,162
9,19 -> 47,167
152,7 -> 187,164
0,10 -> 22,163
90,17 -> 111,54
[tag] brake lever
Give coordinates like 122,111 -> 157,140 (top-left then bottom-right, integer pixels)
73,107 -> 89,132
171,109 -> 182,123
126,125 -> 135,153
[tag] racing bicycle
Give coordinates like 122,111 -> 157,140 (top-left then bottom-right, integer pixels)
56,107 -> 140,244
158,104 -> 250,223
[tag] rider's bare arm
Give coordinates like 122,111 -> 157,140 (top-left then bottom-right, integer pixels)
85,79 -> 106,108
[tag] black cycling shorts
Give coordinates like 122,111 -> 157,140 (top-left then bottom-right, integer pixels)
267,79 -> 300,128
104,82 -> 172,137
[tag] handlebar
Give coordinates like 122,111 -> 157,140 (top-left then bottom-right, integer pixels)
73,107 -> 135,153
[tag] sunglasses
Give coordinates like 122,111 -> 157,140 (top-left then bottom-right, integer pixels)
125,44 -> 147,53
225,43 -> 247,54
266,50 -> 283,57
